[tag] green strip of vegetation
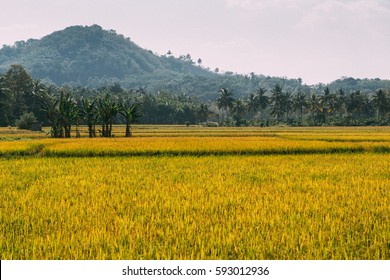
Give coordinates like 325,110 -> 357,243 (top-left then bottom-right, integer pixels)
3,145 -> 390,159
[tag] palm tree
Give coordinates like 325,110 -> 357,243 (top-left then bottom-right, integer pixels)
319,87 -> 334,124
247,93 -> 258,116
333,88 -> 347,119
36,91 -> 62,138
96,94 -> 118,137
307,92 -> 320,125
361,92 -> 373,119
59,90 -> 79,138
346,90 -> 365,118
32,79 -> 46,96
27,79 -> 49,125
256,87 -> 269,120
292,91 -> 307,125
231,99 -> 247,126
284,92 -> 293,122
119,102 -> 142,137
270,84 -> 285,123
80,98 -> 97,138
197,102 -> 210,124
216,88 -> 235,122
371,89 -> 389,123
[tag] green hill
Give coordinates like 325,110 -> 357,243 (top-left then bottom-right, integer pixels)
0,25 -> 213,86
1,24 -> 388,100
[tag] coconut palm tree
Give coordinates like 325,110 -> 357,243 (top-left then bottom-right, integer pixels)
361,92 -> 374,119
308,92 -> 320,125
231,99 -> 247,126
292,91 -> 308,125
319,87 -> 334,124
333,88 -> 347,119
270,84 -> 285,123
346,90 -> 365,118
197,102 -> 210,124
371,89 -> 389,123
255,87 -> 269,120
247,93 -> 258,116
284,92 -> 293,123
216,88 -> 235,122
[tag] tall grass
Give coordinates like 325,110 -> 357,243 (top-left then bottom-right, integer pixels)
1,126 -> 389,259
0,136 -> 390,157
1,154 -> 389,259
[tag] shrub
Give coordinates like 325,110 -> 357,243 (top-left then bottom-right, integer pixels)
15,112 -> 37,130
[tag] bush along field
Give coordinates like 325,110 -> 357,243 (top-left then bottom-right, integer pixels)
0,126 -> 389,259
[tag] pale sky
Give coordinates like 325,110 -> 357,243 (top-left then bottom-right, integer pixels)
1,0 -> 389,85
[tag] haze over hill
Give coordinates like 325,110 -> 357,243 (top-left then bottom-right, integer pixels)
0,25 -> 389,99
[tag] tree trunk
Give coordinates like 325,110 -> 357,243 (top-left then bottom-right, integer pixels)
65,124 -> 71,138
377,109 -> 380,123
105,123 -> 109,137
88,123 -> 93,138
312,111 -> 315,125
324,108 -> 327,124
59,127 -> 64,138
125,122 -> 131,137
300,107 -> 303,125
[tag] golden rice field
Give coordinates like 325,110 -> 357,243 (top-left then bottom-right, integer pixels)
0,126 -> 389,260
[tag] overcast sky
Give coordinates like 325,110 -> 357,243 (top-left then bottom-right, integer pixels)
1,0 -> 389,84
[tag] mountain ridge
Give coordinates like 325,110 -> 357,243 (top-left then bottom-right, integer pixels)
0,24 -> 389,99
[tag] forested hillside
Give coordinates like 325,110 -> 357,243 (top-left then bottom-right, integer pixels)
1,64 -> 390,131
0,24 -> 312,100
1,25 -> 388,101
1,25 -> 390,130
0,25 -> 213,85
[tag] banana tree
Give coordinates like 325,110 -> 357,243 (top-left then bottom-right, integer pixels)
119,102 -> 142,137
80,98 -> 97,137
96,94 -> 118,137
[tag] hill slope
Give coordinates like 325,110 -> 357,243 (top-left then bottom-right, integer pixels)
1,25 -> 388,100
0,25 -> 213,86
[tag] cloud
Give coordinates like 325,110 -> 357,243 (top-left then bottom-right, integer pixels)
224,0 -> 254,8
223,0 -> 309,9
296,0 -> 390,29
292,0 -> 390,48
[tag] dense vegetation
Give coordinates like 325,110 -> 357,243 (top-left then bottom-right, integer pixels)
1,25 -> 388,101
0,25 -> 213,87
1,25 -> 390,132
1,64 -> 390,135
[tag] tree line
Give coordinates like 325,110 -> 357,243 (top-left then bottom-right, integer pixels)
1,65 -> 390,138
0,65 -> 210,137
0,65 -> 143,137
216,85 -> 390,127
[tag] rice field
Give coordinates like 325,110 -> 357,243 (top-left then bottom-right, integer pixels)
0,126 -> 389,259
